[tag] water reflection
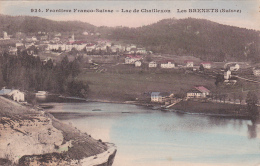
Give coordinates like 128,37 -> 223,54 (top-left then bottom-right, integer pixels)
47,102 -> 260,166
248,119 -> 258,139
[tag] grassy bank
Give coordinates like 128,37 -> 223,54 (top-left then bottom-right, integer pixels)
77,70 -> 216,101
171,100 -> 250,118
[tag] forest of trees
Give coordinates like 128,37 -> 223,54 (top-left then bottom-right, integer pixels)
0,50 -> 89,98
107,18 -> 260,62
0,14 -> 95,34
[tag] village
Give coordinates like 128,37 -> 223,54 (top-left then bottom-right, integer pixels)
0,30 -> 260,110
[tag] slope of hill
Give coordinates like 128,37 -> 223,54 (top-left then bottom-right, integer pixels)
107,18 -> 260,62
0,15 -> 259,62
0,14 -> 96,34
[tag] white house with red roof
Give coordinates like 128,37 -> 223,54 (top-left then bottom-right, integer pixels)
187,86 -> 210,98
86,43 -> 96,52
201,62 -> 212,69
160,60 -> 175,68
125,55 -> 142,64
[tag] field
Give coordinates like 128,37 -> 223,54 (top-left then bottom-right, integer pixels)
77,69 -> 216,101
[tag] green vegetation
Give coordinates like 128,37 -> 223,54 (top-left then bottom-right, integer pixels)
246,91 -> 259,119
0,51 -> 87,98
107,18 -> 259,62
0,14 -> 95,34
172,100 -> 248,117
77,70 -> 216,101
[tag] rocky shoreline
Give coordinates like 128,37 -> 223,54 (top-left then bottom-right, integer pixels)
0,96 -> 116,166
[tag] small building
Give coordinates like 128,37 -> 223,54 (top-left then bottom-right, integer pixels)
8,90 -> 25,102
151,92 -> 173,103
135,60 -> 142,67
82,31 -> 89,35
148,61 -> 157,68
16,42 -> 24,47
201,62 -> 212,69
9,47 -> 17,55
0,88 -> 12,96
187,86 -> 210,98
125,55 -> 142,64
229,64 -> 240,71
160,60 -> 175,69
185,60 -> 194,67
85,43 -> 96,52
136,48 -> 147,55
224,70 -> 231,80
253,67 -> 260,76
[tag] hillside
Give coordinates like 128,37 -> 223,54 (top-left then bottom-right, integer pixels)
0,15 -> 259,62
0,14 -> 96,34
107,18 -> 260,62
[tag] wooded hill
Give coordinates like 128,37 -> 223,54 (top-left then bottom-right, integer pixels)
0,14 -> 95,34
0,15 -> 259,62
106,18 -> 260,62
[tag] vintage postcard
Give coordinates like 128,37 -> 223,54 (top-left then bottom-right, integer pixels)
0,0 -> 259,166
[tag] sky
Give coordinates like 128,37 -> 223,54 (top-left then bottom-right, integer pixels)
0,1 -> 259,30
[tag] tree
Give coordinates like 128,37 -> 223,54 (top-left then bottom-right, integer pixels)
199,64 -> 204,71
215,74 -> 224,86
238,92 -> 243,105
246,91 -> 259,119
67,80 -> 89,98
232,93 -> 237,104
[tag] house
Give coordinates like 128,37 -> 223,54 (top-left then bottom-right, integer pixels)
40,35 -> 48,41
9,47 -> 17,55
185,60 -> 194,67
125,55 -> 142,64
253,67 -> 260,76
201,62 -> 212,69
54,33 -> 61,37
16,42 -> 24,47
136,48 -> 147,55
82,31 -> 89,35
85,43 -> 96,52
224,70 -> 231,80
148,61 -> 157,68
8,90 -> 25,102
187,86 -> 210,98
135,60 -> 142,67
229,64 -> 240,71
31,36 -> 38,41
53,37 -> 60,43
0,88 -> 12,96
125,45 -> 137,52
1,31 -> 10,40
36,91 -> 47,99
151,92 -> 173,103
0,88 -> 25,102
160,60 -> 175,68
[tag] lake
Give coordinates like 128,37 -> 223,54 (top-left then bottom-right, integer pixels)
48,102 -> 260,166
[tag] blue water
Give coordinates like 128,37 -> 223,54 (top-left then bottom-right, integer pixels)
49,102 -> 260,166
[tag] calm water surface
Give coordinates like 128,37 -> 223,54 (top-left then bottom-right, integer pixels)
48,102 -> 260,166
